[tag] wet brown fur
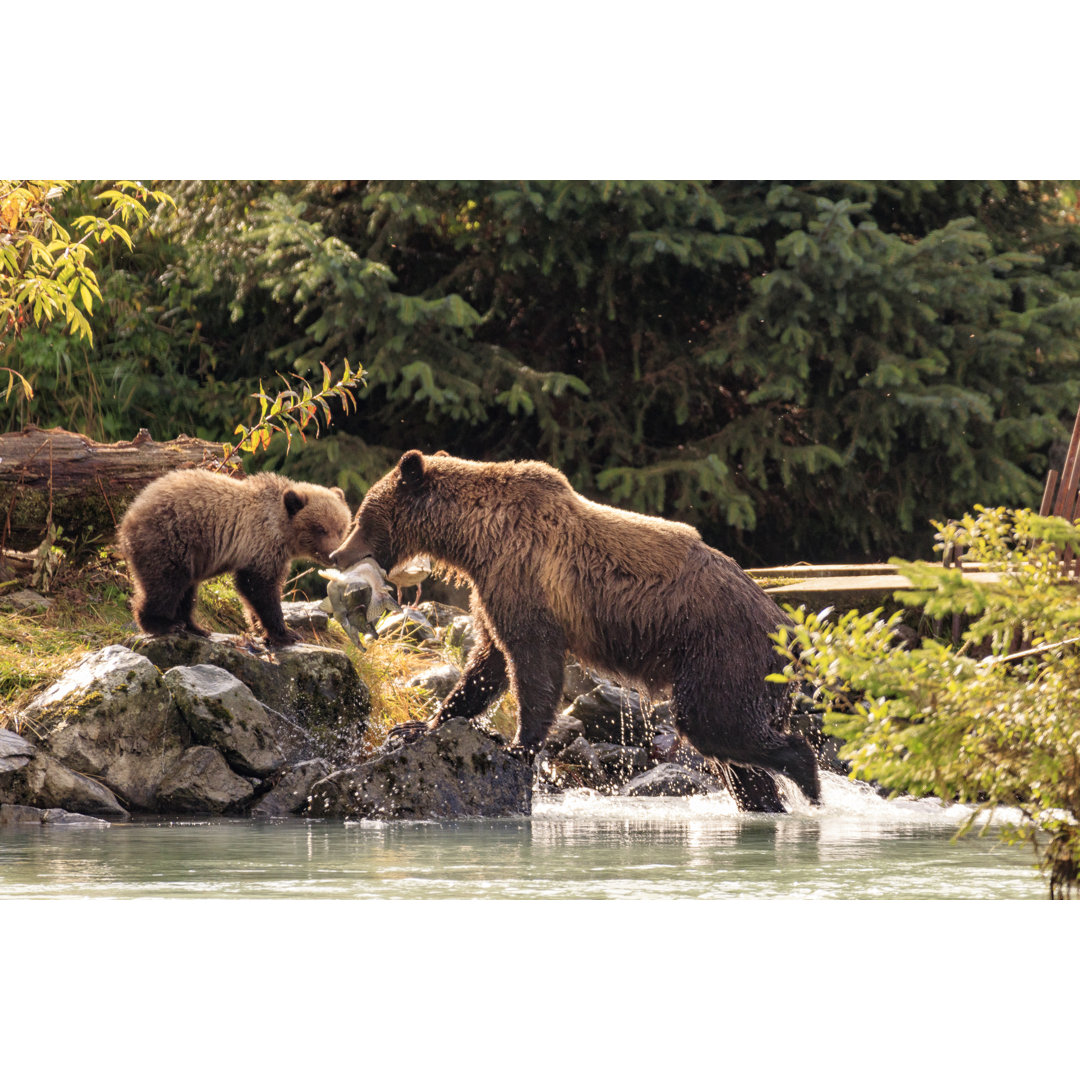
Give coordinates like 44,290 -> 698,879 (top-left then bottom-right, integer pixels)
331,451 -> 820,806
119,469 -> 351,646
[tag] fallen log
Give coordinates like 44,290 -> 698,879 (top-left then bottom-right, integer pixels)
0,426 -> 236,551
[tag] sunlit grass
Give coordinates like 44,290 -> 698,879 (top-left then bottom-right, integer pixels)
0,551 -> 132,726
1,554 -> 514,754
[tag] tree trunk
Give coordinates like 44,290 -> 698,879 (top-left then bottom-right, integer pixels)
0,426 -> 236,552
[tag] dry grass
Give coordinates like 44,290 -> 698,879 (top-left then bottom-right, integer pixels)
0,551 -> 517,749
0,551 -> 132,727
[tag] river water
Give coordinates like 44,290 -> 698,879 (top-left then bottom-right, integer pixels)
0,773 -> 1046,899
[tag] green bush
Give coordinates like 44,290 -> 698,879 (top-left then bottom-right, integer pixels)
772,506 -> 1080,898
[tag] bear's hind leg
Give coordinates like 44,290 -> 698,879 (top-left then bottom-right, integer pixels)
766,734 -> 821,806
673,679 -> 821,809
178,584 -> 210,637
131,576 -> 186,636
718,762 -> 787,813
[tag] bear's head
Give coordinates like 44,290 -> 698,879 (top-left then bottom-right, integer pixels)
330,450 -> 433,571
284,482 -> 352,564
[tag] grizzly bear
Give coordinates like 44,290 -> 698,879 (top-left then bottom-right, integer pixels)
330,451 -> 820,808
119,469 -> 351,647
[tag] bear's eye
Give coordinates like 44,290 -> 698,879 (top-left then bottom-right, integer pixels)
312,525 -> 327,537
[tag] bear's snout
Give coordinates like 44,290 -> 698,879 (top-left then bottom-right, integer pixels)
329,527 -> 373,569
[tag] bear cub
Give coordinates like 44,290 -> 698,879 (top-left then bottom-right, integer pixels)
119,469 -> 351,647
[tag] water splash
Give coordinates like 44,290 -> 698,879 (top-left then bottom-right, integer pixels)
533,770 -> 1025,828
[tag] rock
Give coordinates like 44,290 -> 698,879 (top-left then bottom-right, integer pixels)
650,721 -> 681,762
156,746 -> 255,813
377,608 -> 436,643
414,601 -> 466,629
282,600 -> 332,634
671,744 -> 713,773
542,714 -> 586,756
403,663 -> 462,703
444,615 -> 477,655
131,635 -> 370,763
0,730 -> 129,818
593,742 -> 650,787
0,804 -> 111,827
0,804 -> 47,824
562,679 -> 671,747
307,716 -> 532,820
550,736 -> 608,789
562,660 -> 600,704
17,644 -> 189,810
163,664 -> 297,778
542,738 -> 651,793
619,762 -> 723,797
0,728 -> 34,773
0,589 -> 52,615
250,759 -> 332,818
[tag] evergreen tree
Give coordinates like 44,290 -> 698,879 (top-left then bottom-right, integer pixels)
6,180 -> 1080,564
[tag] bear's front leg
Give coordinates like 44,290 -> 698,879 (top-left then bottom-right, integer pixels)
433,621 -> 509,727
234,568 -> 298,647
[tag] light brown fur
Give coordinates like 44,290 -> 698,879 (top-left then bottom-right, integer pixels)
119,469 -> 351,646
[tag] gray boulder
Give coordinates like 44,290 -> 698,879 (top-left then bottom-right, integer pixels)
444,615 -> 477,656
414,601 -> 466,630
377,608 -> 436,643
563,680 -> 672,747
250,759 -> 333,818
307,716 -> 532,820
541,737 -> 651,793
163,664 -> 300,777
619,762 -> 723,797
17,644 -> 189,810
0,729 -> 129,818
403,663 -> 463,704
549,736 -> 608,790
593,742 -> 650,787
156,746 -> 255,814
131,634 -> 370,762
649,721 -> 682,762
0,804 -> 111,827
541,714 -> 587,756
282,600 -> 332,634
561,660 -> 600,704
0,589 -> 51,615
0,728 -> 34,774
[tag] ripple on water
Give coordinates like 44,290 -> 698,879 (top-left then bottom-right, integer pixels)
0,774 -> 1044,899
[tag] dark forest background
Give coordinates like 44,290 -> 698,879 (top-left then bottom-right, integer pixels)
5,180 -> 1080,565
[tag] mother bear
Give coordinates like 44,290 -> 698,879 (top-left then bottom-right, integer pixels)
330,451 -> 819,809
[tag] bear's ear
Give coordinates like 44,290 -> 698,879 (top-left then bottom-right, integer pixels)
284,490 -> 307,517
331,487 -> 346,501
433,450 -> 450,458
398,450 -> 426,490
